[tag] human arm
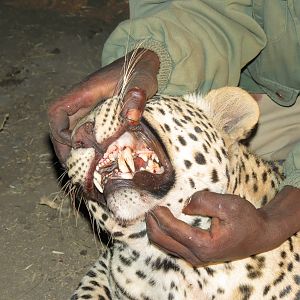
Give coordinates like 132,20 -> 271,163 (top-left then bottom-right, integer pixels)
146,186 -> 300,266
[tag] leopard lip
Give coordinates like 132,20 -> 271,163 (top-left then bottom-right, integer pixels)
88,121 -> 174,197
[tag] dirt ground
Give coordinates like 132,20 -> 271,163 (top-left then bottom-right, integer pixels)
0,2 -> 128,299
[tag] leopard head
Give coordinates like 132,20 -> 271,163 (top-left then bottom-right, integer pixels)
66,87 -> 259,225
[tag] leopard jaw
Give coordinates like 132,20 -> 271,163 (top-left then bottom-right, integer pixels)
93,131 -> 164,194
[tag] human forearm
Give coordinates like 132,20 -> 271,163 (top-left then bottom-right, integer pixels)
259,186 -> 300,251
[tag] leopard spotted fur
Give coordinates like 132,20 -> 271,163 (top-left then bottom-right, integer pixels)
67,87 -> 300,300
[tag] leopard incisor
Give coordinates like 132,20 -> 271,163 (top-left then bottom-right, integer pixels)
66,87 -> 300,300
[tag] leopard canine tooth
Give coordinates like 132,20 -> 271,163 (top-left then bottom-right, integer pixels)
123,147 -> 135,172
152,153 -> 159,163
118,154 -> 130,173
93,171 -> 103,193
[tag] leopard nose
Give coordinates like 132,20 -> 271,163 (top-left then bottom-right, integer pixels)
72,121 -> 96,149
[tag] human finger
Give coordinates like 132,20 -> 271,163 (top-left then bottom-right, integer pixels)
146,211 -> 201,266
183,191 -> 240,219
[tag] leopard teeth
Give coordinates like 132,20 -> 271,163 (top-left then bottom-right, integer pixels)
152,153 -> 159,163
123,147 -> 135,172
93,171 -> 103,193
118,154 -> 130,173
93,178 -> 103,193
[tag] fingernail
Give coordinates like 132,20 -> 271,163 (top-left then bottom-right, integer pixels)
127,109 -> 141,123
147,210 -> 161,226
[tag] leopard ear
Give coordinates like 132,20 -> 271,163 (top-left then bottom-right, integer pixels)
203,87 -> 259,141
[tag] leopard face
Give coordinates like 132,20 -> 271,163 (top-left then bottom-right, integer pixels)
66,87 -> 259,225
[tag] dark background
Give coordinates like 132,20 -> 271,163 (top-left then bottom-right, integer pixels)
0,1 -> 128,299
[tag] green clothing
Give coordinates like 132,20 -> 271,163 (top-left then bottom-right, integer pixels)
101,0 -> 300,189
281,142 -> 300,189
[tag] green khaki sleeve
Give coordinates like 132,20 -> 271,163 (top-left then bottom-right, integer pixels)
101,0 -> 267,95
280,143 -> 300,189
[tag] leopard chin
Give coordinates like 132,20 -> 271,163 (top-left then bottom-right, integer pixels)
67,116 -> 175,222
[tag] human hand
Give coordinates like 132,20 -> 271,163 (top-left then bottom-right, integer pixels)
146,190 -> 274,266
48,49 -> 160,165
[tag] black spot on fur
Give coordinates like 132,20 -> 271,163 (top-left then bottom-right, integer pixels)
239,285 -> 253,300
211,169 -> 219,183
82,286 -> 94,291
164,124 -> 171,132
173,118 -> 183,127
136,270 -> 147,279
262,171 -> 268,183
184,160 -> 192,169
245,174 -> 250,183
294,275 -> 300,285
113,231 -> 124,237
253,183 -> 258,193
129,230 -> 147,239
99,260 -> 108,270
178,135 -> 187,146
197,280 -> 203,289
119,254 -> 132,266
215,150 -> 222,163
168,293 -> 174,300
151,258 -> 180,273
89,280 -> 100,287
189,178 -> 195,188
271,180 -> 275,188
195,152 -> 206,164
279,285 -> 292,298
204,131 -> 212,143
87,270 -> 97,278
102,213 -> 108,221
194,126 -> 202,133
201,121 -> 209,130
148,279 -> 156,286
273,272 -> 285,286
189,133 -> 197,141
243,152 -> 249,160
104,286 -> 112,300
81,294 -> 92,299
288,262 -> 294,272
205,267 -> 215,276
263,285 -> 271,296
261,195 -> 268,206
184,115 -> 192,122
158,108 -> 165,115
90,204 -> 97,212
221,147 -> 227,157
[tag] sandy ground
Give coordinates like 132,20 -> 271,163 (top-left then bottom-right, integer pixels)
0,2 -> 128,299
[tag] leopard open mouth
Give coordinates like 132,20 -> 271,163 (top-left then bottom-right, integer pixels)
87,121 -> 174,201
